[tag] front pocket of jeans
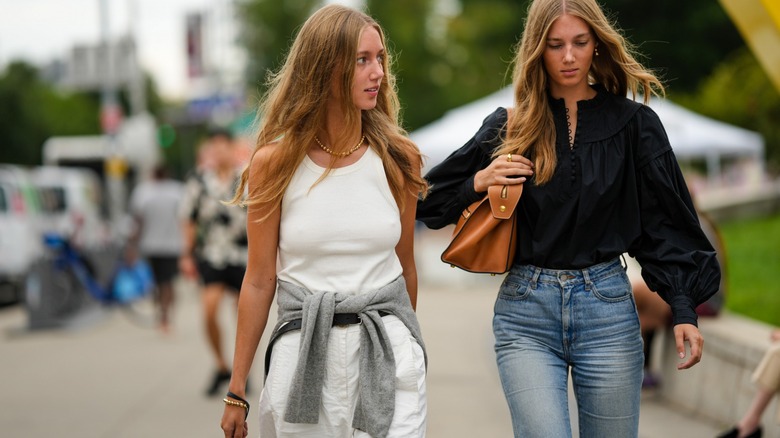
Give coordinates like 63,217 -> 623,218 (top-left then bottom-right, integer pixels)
590,272 -> 631,302
498,278 -> 532,300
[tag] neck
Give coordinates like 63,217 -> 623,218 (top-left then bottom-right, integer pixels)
322,98 -> 362,151
549,83 -> 596,107
215,164 -> 233,179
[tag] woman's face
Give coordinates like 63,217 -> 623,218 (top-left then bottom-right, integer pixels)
542,14 -> 596,94
350,26 -> 385,111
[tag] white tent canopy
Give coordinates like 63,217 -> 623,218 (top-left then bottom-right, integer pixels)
411,86 -> 765,180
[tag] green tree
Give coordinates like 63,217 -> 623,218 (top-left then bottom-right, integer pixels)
676,49 -> 780,173
0,62 -> 101,165
597,0 -> 744,94
235,0 -> 745,132
238,0 -> 323,95
439,0 -> 527,108
367,0 -> 445,130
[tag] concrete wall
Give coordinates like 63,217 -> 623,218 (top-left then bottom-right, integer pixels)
657,313 -> 779,438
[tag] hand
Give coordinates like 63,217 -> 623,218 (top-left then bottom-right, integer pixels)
674,323 -> 703,370
771,329 -> 780,343
473,153 -> 534,193
220,406 -> 248,438
179,254 -> 199,279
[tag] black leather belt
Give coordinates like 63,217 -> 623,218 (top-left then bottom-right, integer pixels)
264,311 -> 391,378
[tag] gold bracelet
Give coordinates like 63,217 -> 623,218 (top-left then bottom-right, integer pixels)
223,398 -> 248,411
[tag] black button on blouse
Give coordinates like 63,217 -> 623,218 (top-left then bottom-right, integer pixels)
416,84 -> 721,326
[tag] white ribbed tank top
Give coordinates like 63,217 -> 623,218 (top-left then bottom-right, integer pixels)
277,147 -> 403,294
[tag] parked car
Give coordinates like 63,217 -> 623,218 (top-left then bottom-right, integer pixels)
0,165 -> 44,305
30,166 -> 111,249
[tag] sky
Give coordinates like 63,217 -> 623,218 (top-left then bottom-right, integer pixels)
0,0 -> 359,100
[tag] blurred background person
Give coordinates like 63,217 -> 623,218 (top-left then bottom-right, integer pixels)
717,329 -> 780,438
179,128 -> 248,397
127,164 -> 183,333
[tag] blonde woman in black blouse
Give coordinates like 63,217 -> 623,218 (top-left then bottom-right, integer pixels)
417,0 -> 721,436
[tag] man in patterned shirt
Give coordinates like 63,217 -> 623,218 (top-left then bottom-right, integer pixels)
179,128 -> 248,396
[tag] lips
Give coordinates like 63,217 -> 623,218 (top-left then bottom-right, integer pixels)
365,87 -> 379,92
561,69 -> 578,77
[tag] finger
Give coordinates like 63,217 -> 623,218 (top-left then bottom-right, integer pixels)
499,154 -> 534,167
498,167 -> 534,177
513,155 -> 535,167
499,176 -> 526,185
675,326 -> 703,370
674,326 -> 686,361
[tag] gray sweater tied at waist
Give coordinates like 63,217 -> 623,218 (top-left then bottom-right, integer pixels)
268,275 -> 427,438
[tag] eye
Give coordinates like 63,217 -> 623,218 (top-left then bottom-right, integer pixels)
377,54 -> 384,63
357,57 -> 367,65
547,44 -> 562,50
575,41 -> 589,47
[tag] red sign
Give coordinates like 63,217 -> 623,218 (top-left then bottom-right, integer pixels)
100,104 -> 123,134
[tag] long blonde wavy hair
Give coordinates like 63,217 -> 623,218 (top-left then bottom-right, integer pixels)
229,4 -> 426,215
497,0 -> 665,185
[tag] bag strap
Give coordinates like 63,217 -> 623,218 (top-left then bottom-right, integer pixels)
487,184 -> 523,220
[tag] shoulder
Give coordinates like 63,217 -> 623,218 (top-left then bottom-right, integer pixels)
473,107 -> 509,151
482,107 -> 508,134
631,103 -> 673,167
248,142 -> 281,177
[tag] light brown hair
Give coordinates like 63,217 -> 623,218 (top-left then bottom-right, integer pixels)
229,4 -> 426,215
497,0 -> 665,184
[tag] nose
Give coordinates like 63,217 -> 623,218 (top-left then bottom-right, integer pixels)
370,61 -> 384,81
563,45 -> 575,63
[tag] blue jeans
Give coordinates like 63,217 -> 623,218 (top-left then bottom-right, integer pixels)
493,258 -> 643,438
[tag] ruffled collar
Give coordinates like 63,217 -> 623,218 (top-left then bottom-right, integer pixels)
547,83 -> 643,143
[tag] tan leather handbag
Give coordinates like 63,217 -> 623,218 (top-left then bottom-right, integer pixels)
441,184 -> 523,274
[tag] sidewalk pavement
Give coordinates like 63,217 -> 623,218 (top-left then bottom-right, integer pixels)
0,276 -> 723,437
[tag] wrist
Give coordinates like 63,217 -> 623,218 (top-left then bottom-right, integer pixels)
227,387 -> 246,399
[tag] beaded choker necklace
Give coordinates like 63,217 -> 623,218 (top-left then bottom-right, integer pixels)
314,135 -> 365,157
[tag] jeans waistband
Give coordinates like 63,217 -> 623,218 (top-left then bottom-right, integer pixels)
508,257 -> 625,287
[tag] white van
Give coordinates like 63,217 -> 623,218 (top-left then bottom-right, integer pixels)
31,166 -> 110,249
0,165 -> 44,304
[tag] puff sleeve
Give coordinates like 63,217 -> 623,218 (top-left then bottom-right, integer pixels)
629,108 -> 721,326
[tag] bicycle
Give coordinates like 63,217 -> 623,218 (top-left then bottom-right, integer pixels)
28,232 -> 158,328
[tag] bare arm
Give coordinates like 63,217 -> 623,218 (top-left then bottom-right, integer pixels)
395,156 -> 422,310
396,191 -> 419,310
178,220 -> 199,279
221,147 -> 280,438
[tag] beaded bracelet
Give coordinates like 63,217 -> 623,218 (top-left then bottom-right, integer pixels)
224,391 -> 250,420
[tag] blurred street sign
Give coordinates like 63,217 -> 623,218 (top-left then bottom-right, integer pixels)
100,103 -> 124,135
61,37 -> 139,91
186,93 -> 244,122
186,13 -> 205,78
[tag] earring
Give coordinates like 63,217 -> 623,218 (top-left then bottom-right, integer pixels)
595,47 -> 600,57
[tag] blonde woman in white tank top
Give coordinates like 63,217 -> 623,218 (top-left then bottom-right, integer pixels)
220,5 -> 429,438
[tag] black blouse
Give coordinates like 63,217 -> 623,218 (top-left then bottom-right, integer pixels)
417,84 -> 721,326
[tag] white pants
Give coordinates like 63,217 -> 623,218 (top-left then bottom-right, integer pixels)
258,315 -> 427,437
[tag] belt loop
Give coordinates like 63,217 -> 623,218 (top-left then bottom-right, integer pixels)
582,268 -> 592,291
530,266 -> 541,289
